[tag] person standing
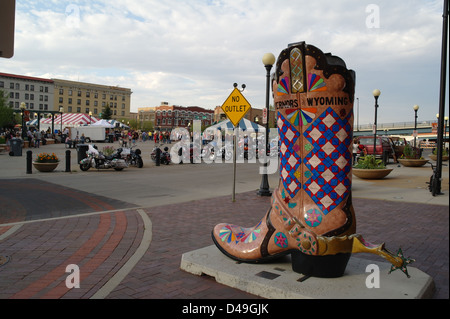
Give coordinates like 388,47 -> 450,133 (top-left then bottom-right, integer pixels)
34,130 -> 42,148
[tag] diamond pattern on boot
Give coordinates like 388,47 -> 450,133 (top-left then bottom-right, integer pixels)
303,107 -> 352,215
278,112 -> 302,198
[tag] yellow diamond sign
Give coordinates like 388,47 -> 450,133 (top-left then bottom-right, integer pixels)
221,88 -> 252,127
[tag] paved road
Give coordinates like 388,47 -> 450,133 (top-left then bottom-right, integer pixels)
0,140 -> 448,300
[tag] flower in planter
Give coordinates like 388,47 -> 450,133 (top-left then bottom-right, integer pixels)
35,152 -> 59,163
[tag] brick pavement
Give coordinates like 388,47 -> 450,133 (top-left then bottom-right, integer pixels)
0,187 -> 448,299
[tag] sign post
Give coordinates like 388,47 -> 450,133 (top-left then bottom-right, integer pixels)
221,87 -> 251,202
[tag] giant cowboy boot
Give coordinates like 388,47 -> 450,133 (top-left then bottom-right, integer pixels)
212,42 -> 414,278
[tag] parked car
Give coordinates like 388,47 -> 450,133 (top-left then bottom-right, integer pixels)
356,136 -> 394,164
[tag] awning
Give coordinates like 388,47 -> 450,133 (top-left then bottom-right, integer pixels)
41,113 -> 99,125
26,119 -> 39,126
206,118 -> 264,132
203,118 -> 265,138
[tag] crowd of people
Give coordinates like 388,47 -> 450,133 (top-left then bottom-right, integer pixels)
1,127 -> 55,149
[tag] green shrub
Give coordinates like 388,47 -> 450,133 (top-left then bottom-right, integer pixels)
354,155 -> 386,169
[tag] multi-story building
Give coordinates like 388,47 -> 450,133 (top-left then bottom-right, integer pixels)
53,79 -> 132,119
137,107 -> 156,125
0,72 -> 54,112
152,102 -> 214,131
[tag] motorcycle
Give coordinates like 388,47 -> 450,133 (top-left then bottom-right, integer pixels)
201,141 -> 233,161
80,145 -> 128,171
122,145 -> 143,168
151,145 -> 171,165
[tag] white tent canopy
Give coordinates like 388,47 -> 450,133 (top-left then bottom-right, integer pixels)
108,119 -> 129,128
91,119 -> 114,128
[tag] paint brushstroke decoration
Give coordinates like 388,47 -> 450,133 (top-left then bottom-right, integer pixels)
277,77 -> 290,95
308,73 -> 327,92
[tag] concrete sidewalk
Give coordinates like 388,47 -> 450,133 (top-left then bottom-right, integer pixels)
0,140 -> 448,299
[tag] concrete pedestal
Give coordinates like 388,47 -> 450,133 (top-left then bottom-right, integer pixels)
181,245 -> 435,299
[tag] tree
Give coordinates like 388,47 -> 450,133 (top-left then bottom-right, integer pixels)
0,89 -> 15,129
101,103 -> 113,120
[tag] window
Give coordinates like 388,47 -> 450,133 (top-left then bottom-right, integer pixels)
59,97 -> 63,103
78,91 -> 82,97
76,107 -> 81,113
68,107 -> 72,112
59,89 -> 64,95
10,83 -> 14,89
0,81 -> 4,88
15,83 -> 20,90
68,90 -> 73,96
30,85 -> 34,91
68,98 -> 72,104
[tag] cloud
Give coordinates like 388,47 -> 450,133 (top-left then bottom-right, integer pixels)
1,0 -> 446,124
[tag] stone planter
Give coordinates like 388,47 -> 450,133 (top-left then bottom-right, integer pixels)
398,158 -> 428,167
352,168 -> 393,180
33,162 -> 59,172
429,154 -> 449,162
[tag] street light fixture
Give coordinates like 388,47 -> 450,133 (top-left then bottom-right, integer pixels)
257,53 -> 276,197
372,89 -> 381,156
413,104 -> 419,151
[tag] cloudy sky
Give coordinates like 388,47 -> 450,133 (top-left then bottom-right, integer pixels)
1,0 -> 447,125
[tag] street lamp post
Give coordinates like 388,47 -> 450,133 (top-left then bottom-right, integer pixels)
20,102 -> 26,140
372,89 -> 381,156
257,53 -> 276,197
413,105 -> 419,151
59,107 -> 64,133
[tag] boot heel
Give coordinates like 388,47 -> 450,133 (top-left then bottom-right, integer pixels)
291,250 -> 351,278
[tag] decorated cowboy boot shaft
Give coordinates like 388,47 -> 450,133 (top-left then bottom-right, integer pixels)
212,42 -> 414,278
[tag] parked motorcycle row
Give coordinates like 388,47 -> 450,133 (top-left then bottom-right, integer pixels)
79,144 -> 143,171
79,137 -> 279,172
